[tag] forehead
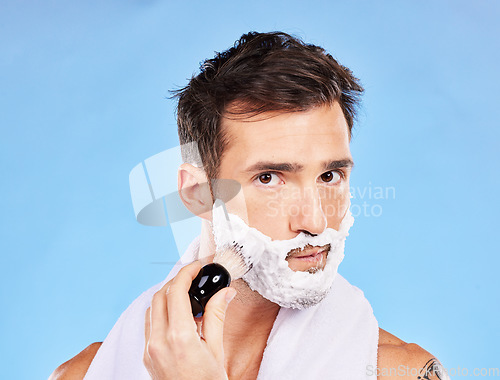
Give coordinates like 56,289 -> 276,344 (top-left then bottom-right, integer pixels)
219,102 -> 351,171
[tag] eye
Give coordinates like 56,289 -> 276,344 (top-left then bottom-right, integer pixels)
256,172 -> 281,186
319,170 -> 342,184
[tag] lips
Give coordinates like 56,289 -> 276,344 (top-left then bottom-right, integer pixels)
286,244 -> 330,260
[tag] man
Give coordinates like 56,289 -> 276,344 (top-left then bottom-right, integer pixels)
50,32 -> 446,379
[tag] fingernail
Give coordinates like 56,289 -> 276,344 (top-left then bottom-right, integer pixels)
225,288 -> 237,303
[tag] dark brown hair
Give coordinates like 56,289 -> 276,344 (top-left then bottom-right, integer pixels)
174,31 -> 364,180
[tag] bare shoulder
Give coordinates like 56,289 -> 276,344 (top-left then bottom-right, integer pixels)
376,328 -> 448,379
49,342 -> 102,380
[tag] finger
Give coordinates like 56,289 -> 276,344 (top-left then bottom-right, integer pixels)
166,261 -> 202,332
150,280 -> 172,341
143,307 -> 151,365
145,307 -> 151,342
202,287 -> 236,360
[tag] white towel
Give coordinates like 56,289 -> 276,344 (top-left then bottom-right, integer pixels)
84,236 -> 379,379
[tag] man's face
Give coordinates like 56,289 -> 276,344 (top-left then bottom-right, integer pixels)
215,102 -> 353,272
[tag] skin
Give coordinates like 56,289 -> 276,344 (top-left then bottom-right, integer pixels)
50,102 -> 445,380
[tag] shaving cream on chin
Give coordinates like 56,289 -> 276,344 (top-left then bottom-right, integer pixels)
211,200 -> 355,309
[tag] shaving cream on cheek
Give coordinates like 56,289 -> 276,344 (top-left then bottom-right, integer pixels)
211,201 -> 355,309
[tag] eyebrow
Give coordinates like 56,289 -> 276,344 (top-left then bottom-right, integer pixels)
243,159 -> 354,174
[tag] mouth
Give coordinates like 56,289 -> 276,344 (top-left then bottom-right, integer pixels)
286,244 -> 330,262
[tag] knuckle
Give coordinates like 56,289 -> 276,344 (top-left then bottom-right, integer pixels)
164,287 -> 176,301
166,328 -> 192,346
213,312 -> 225,324
146,339 -> 162,359
209,306 -> 227,323
170,274 -> 183,287
165,282 -> 183,299
152,290 -> 164,302
160,278 -> 172,290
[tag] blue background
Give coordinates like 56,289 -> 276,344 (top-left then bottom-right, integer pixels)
1,1 -> 499,378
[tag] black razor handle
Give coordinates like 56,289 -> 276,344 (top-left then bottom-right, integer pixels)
189,263 -> 231,318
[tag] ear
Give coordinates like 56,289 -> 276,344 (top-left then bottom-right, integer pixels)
178,163 -> 213,220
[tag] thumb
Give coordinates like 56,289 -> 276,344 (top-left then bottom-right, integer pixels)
201,287 -> 237,360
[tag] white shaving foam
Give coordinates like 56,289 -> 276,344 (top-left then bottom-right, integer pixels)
211,200 -> 354,309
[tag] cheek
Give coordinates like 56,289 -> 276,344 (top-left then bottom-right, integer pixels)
245,195 -> 282,235
240,186 -> 291,238
321,186 -> 350,230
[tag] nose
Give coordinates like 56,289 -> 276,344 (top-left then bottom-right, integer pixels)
288,186 -> 327,236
